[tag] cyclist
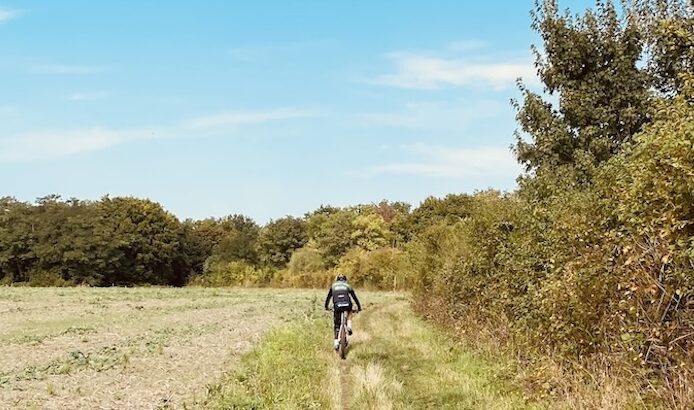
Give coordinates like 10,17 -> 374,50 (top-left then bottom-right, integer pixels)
324,274 -> 362,350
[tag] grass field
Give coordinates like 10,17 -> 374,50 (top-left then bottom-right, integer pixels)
1,287 -> 537,409
197,293 -> 538,410
0,287 -> 322,409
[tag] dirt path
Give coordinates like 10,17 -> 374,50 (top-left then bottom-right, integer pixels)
334,297 -> 539,410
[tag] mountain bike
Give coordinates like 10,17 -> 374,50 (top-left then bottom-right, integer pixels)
330,307 -> 357,360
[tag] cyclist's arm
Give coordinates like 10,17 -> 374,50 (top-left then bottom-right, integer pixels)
324,288 -> 333,310
349,289 -> 362,311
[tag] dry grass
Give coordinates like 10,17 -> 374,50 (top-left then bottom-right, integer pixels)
434,312 -> 664,410
0,287 -> 322,409
345,300 -> 540,410
199,292 -> 538,409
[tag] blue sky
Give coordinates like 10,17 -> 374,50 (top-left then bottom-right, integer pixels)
0,0 -> 592,223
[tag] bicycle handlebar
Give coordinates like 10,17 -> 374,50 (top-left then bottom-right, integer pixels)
326,307 -> 361,313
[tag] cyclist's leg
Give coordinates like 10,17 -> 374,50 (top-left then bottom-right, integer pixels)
346,304 -> 354,334
333,308 -> 341,349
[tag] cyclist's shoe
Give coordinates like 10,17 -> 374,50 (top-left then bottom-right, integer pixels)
347,327 -> 353,336
333,340 -> 339,350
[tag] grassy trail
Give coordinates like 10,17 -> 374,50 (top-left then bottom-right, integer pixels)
199,293 -> 540,409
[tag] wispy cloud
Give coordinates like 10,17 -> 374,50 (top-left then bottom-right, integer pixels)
33,64 -> 104,75
186,108 -> 317,129
375,53 -> 537,90
356,99 -> 507,129
364,143 -> 521,179
0,7 -> 23,24
0,128 -> 159,162
371,41 -> 538,90
0,108 -> 316,162
67,91 -> 110,101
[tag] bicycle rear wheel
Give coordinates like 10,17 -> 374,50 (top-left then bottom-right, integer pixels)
339,311 -> 348,359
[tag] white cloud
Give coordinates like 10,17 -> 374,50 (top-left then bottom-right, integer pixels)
357,99 -> 507,129
67,91 -> 109,101
0,108 -> 316,162
373,51 -> 538,90
0,128 -> 159,162
367,143 -> 521,179
0,7 -> 22,24
186,108 -> 316,129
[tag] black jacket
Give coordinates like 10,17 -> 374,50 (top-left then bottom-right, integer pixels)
324,281 -> 362,310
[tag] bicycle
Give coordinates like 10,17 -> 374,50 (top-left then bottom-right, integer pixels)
330,307 -> 357,360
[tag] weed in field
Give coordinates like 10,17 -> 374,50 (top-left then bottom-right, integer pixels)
61,326 -> 96,336
46,382 -> 56,396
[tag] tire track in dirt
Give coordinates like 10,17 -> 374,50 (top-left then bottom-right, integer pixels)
339,360 -> 351,410
336,304 -> 379,410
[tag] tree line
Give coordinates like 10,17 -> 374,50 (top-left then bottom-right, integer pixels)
0,193 -> 470,289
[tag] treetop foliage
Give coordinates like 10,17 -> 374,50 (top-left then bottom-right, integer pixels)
0,195 -> 470,288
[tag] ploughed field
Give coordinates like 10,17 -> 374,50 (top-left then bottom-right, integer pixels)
0,287 -> 322,409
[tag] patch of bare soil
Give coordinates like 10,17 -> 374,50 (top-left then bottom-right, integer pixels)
0,287 -> 320,409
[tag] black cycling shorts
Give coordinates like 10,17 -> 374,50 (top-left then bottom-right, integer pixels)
333,304 -> 352,329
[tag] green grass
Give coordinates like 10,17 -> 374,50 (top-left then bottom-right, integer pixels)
193,313 -> 333,409
348,301 -> 540,409
197,294 -> 542,410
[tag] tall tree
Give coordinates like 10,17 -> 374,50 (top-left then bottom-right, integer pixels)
0,197 -> 34,282
257,216 -> 308,268
408,194 -> 472,235
351,213 -> 392,251
181,218 -> 226,275
514,0 -> 653,174
306,208 -> 356,267
98,197 -> 188,286
210,215 -> 260,265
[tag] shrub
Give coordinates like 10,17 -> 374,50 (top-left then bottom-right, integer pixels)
26,270 -> 71,287
190,261 -> 269,287
338,247 -> 407,290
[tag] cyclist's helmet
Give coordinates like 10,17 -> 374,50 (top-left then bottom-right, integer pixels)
336,274 -> 348,282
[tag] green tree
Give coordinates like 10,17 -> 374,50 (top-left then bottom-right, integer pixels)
98,197 -> 188,286
306,208 -> 356,267
373,200 -> 412,246
632,0 -> 693,96
181,218 -> 224,276
0,197 -> 35,282
287,243 -> 325,274
257,216 -> 308,268
211,215 -> 260,265
514,0 -> 652,174
408,194 -> 472,234
351,213 -> 391,251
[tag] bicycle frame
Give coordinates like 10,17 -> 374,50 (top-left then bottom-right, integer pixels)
330,307 -> 356,359
338,310 -> 348,359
